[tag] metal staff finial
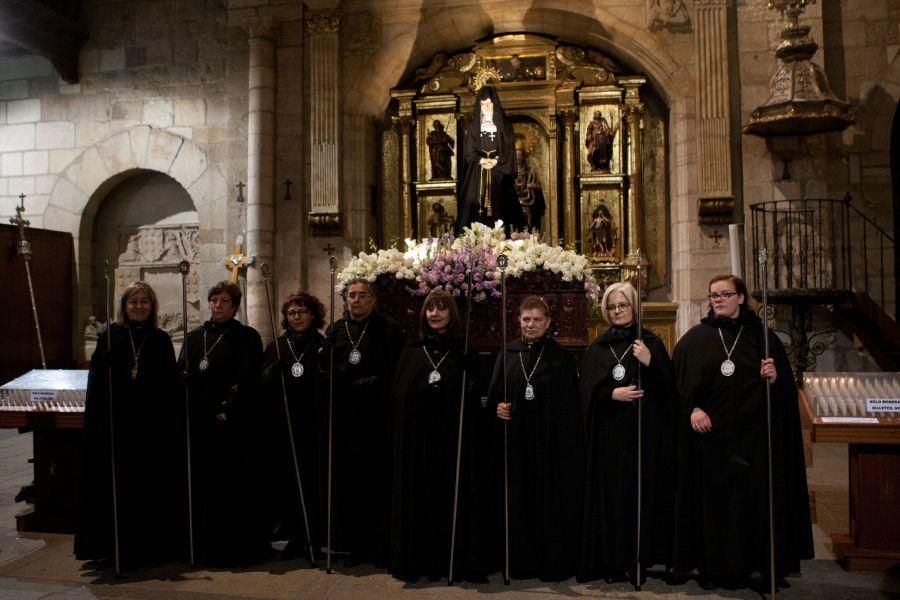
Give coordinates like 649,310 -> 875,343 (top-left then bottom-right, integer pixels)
10,194 -> 46,369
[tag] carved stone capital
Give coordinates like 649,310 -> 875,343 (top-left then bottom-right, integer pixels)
622,103 -> 645,122
310,213 -> 342,235
305,7 -> 345,35
244,16 -> 279,41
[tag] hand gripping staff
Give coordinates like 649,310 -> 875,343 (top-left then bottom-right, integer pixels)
326,255 -> 338,574
103,260 -> 122,577
759,248 -> 777,599
179,260 -> 196,566
260,263 -> 316,565
633,250 -> 643,591
498,253 -> 511,586
447,267 -> 474,584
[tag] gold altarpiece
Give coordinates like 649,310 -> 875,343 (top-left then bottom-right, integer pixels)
381,34 -> 670,296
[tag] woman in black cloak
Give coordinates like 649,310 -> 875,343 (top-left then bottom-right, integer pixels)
578,282 -> 676,584
75,281 -> 179,570
262,291 -> 326,558
389,289 -> 490,581
179,281 -> 269,567
671,274 -> 813,590
456,85 -> 527,233
489,295 -> 584,581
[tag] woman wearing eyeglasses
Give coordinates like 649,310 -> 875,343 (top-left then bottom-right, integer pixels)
262,291 -> 326,559
578,282 -> 676,584
670,275 -> 812,591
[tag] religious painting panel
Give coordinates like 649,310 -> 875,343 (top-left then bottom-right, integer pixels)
511,118 -> 550,236
417,191 -> 457,239
581,186 -> 623,263
580,103 -> 623,176
417,112 -> 458,183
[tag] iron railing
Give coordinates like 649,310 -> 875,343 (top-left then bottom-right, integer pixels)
750,195 -> 895,314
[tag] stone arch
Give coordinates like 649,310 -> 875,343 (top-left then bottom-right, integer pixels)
44,125 -> 227,343
347,5 -> 694,116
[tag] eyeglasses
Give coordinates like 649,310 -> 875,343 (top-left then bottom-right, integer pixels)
286,309 -> 310,318
708,290 -> 739,300
606,302 -> 631,313
347,292 -> 372,300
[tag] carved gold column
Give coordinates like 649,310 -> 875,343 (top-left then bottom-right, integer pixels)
560,109 -> 578,246
695,0 -> 735,225
306,7 -> 344,230
393,116 -> 414,240
623,102 -> 645,256
244,16 -> 278,339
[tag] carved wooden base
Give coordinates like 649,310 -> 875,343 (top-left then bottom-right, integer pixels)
832,534 -> 900,572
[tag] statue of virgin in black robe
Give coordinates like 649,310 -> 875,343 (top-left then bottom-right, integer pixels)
180,317 -> 270,567
322,308 -> 405,565
487,335 -> 584,581
262,326 -> 323,558
456,86 -> 527,233
672,311 -> 813,586
578,324 -> 676,582
389,330 -> 491,581
75,320 -> 179,570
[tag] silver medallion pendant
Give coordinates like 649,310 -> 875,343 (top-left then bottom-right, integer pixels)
199,356 -> 210,372
720,359 -> 736,377
525,383 -> 535,400
130,365 -> 138,382
428,370 -> 441,384
612,364 -> 626,381
291,362 -> 304,378
349,349 -> 362,365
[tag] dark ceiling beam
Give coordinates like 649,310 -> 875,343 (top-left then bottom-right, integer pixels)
0,0 -> 88,83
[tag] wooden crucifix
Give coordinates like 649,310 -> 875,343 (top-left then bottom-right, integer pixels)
225,235 -> 254,282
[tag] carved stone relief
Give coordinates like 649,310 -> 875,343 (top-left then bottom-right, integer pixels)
647,0 -> 692,33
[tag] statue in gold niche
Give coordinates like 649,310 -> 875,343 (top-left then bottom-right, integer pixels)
585,111 -> 618,173
426,120 -> 455,180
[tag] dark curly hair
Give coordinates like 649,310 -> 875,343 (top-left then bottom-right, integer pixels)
207,281 -> 242,308
281,291 -> 327,332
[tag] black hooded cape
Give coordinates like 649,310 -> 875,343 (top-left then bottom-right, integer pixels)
487,335 -> 584,581
671,312 -> 814,583
75,323 -> 179,570
178,318 -> 269,567
320,310 -> 405,564
262,328 -> 324,554
456,86 -> 527,232
388,331 -> 492,580
578,324 -> 676,580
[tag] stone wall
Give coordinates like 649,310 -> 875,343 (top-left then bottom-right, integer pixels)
1,0 -> 898,357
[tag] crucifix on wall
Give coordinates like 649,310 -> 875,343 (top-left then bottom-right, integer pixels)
225,235 -> 254,282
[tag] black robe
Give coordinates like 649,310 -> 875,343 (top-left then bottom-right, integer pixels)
578,325 -> 676,580
262,328 -> 323,554
389,331 -> 491,580
75,323 -> 179,570
321,310 -> 405,564
179,318 -> 269,567
456,109 -> 526,232
672,312 -> 814,583
487,336 -> 584,581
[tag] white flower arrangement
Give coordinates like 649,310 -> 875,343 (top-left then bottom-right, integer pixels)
337,221 -> 599,303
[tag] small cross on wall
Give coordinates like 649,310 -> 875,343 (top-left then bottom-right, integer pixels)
323,243 -> 336,256
710,230 -> 723,246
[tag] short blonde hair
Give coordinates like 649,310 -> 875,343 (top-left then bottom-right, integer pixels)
600,282 -> 637,326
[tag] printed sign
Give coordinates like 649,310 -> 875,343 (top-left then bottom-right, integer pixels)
866,398 -> 900,413
30,390 -> 58,403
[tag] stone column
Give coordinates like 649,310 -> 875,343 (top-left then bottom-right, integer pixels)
306,7 -> 344,230
695,0 -> 735,225
560,109 -> 578,246
244,16 -> 278,340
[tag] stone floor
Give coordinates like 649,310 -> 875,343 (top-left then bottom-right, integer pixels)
0,429 -> 896,599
